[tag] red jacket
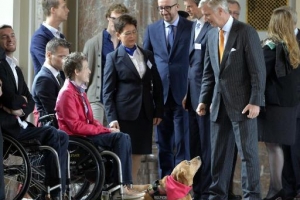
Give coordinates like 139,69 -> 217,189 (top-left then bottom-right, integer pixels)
55,79 -> 110,136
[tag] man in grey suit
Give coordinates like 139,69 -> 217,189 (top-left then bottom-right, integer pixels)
83,4 -> 128,124
197,0 -> 266,199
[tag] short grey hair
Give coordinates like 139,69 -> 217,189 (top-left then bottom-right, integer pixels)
199,0 -> 229,13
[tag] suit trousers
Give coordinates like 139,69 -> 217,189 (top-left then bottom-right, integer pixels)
209,101 -> 261,200
188,109 -> 211,199
155,91 -> 189,177
18,125 -> 69,197
0,128 -> 4,200
282,103 -> 300,197
87,132 -> 132,184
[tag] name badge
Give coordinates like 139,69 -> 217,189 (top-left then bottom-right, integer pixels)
147,60 -> 152,69
194,43 -> 201,50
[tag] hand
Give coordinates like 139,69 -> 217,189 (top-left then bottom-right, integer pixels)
109,121 -> 120,129
196,103 -> 207,116
109,128 -> 120,133
242,104 -> 260,119
2,107 -> 24,116
22,96 -> 28,103
153,118 -> 162,125
182,95 -> 187,110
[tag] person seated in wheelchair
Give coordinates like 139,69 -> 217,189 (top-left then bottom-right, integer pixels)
55,52 -> 144,198
0,25 -> 69,200
32,38 -> 71,128
0,78 -> 5,200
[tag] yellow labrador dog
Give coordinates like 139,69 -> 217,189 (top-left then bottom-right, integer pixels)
133,156 -> 201,200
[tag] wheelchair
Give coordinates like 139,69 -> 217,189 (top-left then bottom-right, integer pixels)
39,114 -> 126,200
3,132 -> 71,200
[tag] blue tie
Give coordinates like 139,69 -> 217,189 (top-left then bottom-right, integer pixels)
167,25 -> 174,52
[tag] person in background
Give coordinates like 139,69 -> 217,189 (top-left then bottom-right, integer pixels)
83,3 -> 129,125
143,0 -> 193,178
55,52 -> 145,199
281,6 -> 300,200
0,76 -> 4,200
103,14 -> 164,184
197,0 -> 265,199
182,0 -> 212,199
259,6 -> 300,200
226,1 -> 242,199
30,0 -> 69,76
0,24 -> 69,200
227,0 -> 240,20
32,38 -> 70,128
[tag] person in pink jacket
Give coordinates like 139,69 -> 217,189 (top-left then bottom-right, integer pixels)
55,52 -> 144,199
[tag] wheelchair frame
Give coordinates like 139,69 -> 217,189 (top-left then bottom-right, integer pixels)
3,134 -> 71,200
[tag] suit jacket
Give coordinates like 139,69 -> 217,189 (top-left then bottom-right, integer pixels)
186,22 -> 211,111
103,46 -> 164,123
30,24 -> 65,75
0,54 -> 35,137
32,66 -> 61,126
143,17 -> 193,105
55,79 -> 110,136
83,32 -> 103,103
297,28 -> 300,42
199,19 -> 266,122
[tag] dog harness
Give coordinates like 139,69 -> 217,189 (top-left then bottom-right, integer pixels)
147,176 -> 192,200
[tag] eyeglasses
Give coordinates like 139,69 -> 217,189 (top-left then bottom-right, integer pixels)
229,11 -> 240,17
122,30 -> 138,36
109,16 -> 117,20
157,3 -> 177,12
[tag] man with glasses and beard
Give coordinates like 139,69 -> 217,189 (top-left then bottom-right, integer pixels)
143,0 -> 193,178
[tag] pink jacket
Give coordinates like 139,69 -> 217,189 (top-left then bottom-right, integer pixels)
55,79 -> 110,136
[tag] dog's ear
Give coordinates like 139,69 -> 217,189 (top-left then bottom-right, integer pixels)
174,168 -> 189,185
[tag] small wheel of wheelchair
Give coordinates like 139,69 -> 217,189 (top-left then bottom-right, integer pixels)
3,134 -> 31,200
68,136 -> 105,199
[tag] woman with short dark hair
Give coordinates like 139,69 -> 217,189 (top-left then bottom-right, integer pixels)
103,14 -> 164,184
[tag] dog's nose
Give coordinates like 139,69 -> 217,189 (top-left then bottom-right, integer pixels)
196,156 -> 200,160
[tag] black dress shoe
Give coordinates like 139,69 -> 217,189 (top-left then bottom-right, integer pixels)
263,189 -> 285,200
228,192 -> 242,200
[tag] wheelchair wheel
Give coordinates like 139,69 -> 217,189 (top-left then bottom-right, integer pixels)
69,136 -> 105,200
3,134 -> 31,200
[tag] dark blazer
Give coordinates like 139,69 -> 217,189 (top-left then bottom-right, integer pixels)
143,17 -> 193,105
30,24 -> 65,75
200,19 -> 266,122
186,22 -> 211,111
32,66 -> 61,126
0,54 -> 35,137
103,46 -> 164,123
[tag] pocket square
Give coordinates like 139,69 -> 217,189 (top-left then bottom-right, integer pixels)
231,48 -> 236,52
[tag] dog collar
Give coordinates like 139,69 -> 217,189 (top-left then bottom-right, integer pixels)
147,179 -> 166,198
165,175 -> 192,200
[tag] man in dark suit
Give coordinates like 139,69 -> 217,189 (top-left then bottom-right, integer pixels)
0,24 -> 69,200
0,75 -> 4,200
282,6 -> 300,200
197,0 -> 266,199
182,0 -> 211,199
143,0 -> 193,177
32,38 -> 70,128
30,0 -> 69,75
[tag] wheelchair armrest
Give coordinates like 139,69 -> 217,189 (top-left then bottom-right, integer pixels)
38,114 -> 56,123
